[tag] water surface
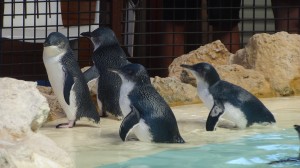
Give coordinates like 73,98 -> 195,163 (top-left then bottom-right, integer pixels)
40,96 -> 300,168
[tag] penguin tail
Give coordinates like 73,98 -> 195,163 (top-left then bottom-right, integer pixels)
76,108 -> 101,124
88,111 -> 101,124
174,136 -> 185,143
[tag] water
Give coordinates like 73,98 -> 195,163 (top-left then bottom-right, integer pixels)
100,129 -> 300,168
40,96 -> 300,168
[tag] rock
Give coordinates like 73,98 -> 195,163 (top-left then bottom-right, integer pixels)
168,40 -> 232,79
0,149 -> 16,168
230,32 -> 300,96
216,64 -> 274,97
1,134 -> 74,168
37,86 -> 65,121
0,78 -> 49,133
151,76 -> 200,106
0,78 -> 74,168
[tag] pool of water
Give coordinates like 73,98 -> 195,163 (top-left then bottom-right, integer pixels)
40,96 -> 300,168
101,129 -> 300,168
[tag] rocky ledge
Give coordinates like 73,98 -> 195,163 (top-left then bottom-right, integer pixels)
0,78 -> 74,168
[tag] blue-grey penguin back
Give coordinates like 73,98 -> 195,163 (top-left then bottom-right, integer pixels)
119,64 -> 185,143
61,50 -> 100,123
46,32 -> 100,123
209,81 -> 276,126
82,26 -> 130,118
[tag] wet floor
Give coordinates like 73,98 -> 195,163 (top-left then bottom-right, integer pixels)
40,96 -> 300,168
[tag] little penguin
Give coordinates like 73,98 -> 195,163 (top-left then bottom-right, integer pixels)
269,125 -> 300,165
81,27 -> 130,119
43,32 -> 100,128
109,63 -> 185,143
180,62 -> 276,131
295,125 -> 300,159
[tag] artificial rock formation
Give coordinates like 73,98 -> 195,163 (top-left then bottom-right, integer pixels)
0,78 -> 74,168
230,32 -> 300,96
151,76 -> 200,106
216,64 -> 274,97
169,40 -> 232,78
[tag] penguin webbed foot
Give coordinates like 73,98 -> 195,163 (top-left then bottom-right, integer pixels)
56,120 -> 76,128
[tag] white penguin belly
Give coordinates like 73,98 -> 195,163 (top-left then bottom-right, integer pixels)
198,87 -> 214,110
131,119 -> 153,142
43,49 -> 76,120
222,103 -> 247,129
119,79 -> 135,117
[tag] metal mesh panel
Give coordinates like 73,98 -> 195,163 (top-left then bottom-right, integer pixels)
1,0 -> 299,81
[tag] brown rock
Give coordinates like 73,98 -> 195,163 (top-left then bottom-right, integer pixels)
151,76 -> 200,106
169,40 -> 232,79
230,32 -> 300,96
216,64 -> 274,97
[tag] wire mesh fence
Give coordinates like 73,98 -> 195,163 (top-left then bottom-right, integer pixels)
0,0 -> 299,81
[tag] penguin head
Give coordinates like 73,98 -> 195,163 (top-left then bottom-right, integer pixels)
80,26 -> 118,49
43,32 -> 70,58
44,32 -> 70,49
180,62 -> 220,86
109,63 -> 151,85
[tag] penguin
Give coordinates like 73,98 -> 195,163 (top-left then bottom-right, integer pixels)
43,32 -> 100,128
295,125 -> 300,159
180,62 -> 276,131
81,27 -> 130,119
269,125 -> 300,165
109,63 -> 185,143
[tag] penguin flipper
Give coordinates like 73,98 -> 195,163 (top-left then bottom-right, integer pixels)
206,101 -> 225,131
63,68 -> 74,105
119,105 -> 140,141
83,65 -> 99,83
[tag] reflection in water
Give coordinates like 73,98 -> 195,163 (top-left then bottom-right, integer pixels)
40,96 -> 300,168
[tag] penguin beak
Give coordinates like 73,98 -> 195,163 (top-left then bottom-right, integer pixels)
180,64 -> 194,70
80,32 -> 92,38
43,39 -> 51,47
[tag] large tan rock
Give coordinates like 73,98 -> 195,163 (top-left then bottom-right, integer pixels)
169,40 -> 232,78
230,32 -> 300,96
216,64 -> 274,97
151,76 -> 200,106
0,78 -> 74,168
